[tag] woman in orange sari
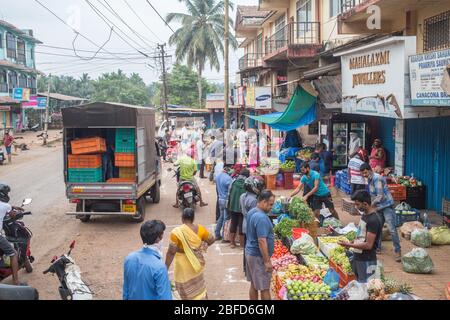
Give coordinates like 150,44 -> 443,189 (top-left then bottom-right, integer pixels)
165,208 -> 215,300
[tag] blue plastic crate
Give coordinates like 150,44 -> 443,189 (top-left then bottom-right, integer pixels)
68,167 -> 103,183
115,128 -> 136,153
395,209 -> 420,227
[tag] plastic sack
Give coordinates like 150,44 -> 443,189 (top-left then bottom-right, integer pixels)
323,268 -> 340,291
402,248 -> 434,274
322,217 -> 343,229
411,229 -> 432,248
272,199 -> 284,215
337,280 -> 369,300
430,226 -> 450,245
290,234 -> 317,255
399,221 -> 424,239
395,202 -> 412,211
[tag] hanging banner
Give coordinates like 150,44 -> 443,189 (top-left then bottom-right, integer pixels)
22,95 -> 38,108
246,86 -> 255,107
409,48 -> 450,106
13,88 -> 31,101
238,86 -> 245,106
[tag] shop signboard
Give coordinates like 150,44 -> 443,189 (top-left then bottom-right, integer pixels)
338,36 -> 416,119
22,95 -> 38,108
13,88 -> 31,102
409,48 -> 450,106
37,97 -> 47,108
246,86 -> 255,107
254,86 -> 272,109
0,105 -> 11,111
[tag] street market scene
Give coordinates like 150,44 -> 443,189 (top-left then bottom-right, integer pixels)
0,0 -> 450,304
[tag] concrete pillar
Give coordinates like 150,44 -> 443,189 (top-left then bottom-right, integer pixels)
394,119 -> 405,176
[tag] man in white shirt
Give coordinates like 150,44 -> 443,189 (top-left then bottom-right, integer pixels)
237,128 -> 248,164
349,132 -> 362,159
0,184 -> 22,285
348,153 -> 366,195
180,123 -> 191,152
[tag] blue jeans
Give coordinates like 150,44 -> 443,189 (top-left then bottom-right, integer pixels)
377,206 -> 401,253
102,154 -> 114,181
215,199 -> 229,238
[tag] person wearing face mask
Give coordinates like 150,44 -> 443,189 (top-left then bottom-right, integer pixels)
123,220 -> 172,300
338,190 -> 382,283
369,139 -> 386,170
165,208 -> 215,300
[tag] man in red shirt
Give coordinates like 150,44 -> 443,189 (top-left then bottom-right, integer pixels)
2,130 -> 14,164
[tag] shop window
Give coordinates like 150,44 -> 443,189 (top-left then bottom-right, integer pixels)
424,10 -> 450,52
6,33 -> 16,59
0,70 -> 7,93
30,76 -> 37,94
8,71 -> 18,93
19,74 -> 27,88
308,122 -> 319,135
297,0 -> 312,36
330,0 -> 343,17
17,39 -> 26,65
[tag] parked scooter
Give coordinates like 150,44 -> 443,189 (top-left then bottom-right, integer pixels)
0,198 -> 34,281
21,123 -> 39,133
43,241 -> 93,300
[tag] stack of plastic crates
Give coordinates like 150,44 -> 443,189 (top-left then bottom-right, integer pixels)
335,170 -> 351,195
115,128 -> 135,168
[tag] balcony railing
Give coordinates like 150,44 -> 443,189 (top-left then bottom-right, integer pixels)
341,0 -> 369,14
264,22 -> 320,56
239,53 -> 263,70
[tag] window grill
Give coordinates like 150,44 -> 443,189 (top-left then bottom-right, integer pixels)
424,10 -> 450,52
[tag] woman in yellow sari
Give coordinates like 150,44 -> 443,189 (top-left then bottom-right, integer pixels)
165,208 -> 215,300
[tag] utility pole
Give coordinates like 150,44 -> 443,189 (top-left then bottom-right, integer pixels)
158,43 -> 169,130
224,0 -> 229,130
43,74 -> 51,146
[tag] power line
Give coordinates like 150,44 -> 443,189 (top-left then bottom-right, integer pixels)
123,0 -> 163,43
33,0 -> 145,65
37,44 -> 148,56
84,0 -> 153,57
98,0 -> 158,47
145,0 -> 176,35
36,50 -> 149,60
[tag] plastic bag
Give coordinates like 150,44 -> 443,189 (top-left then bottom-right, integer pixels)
430,226 -> 450,245
290,234 -> 317,255
322,217 -> 343,229
272,199 -> 284,215
399,221 -> 424,239
337,280 -> 369,300
411,228 -> 432,248
395,202 -> 412,211
323,268 -> 340,291
401,248 -> 434,274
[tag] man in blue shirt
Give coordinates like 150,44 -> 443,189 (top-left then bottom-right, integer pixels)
245,190 -> 275,300
123,220 -> 172,300
360,163 -> 401,262
290,162 -> 339,220
215,165 -> 233,240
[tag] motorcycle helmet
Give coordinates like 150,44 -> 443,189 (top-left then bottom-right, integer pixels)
0,183 -> 11,203
244,177 -> 265,195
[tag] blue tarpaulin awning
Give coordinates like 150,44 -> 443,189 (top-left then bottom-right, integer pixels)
246,85 -> 317,131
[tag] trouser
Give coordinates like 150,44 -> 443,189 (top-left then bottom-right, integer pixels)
215,199 -> 228,238
352,259 -> 377,283
200,160 -> 206,178
102,154 -> 113,181
376,206 -> 401,253
351,183 -> 366,195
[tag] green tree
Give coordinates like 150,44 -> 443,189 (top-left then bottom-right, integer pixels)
167,0 -> 238,108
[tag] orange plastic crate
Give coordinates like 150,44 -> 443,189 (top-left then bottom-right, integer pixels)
71,137 -> 106,155
68,154 -> 102,169
115,153 -> 135,167
265,174 -> 277,190
388,184 -> 407,201
119,167 -> 136,179
329,259 -> 356,288
106,178 -> 134,184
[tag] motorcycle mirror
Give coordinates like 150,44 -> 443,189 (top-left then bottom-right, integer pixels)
22,198 -> 32,206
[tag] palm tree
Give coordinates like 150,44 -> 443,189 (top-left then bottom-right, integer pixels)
167,0 -> 238,108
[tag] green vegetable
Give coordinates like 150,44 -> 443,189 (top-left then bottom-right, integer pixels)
345,231 -> 357,242
288,197 -> 313,225
274,218 -> 300,239
280,160 -> 296,171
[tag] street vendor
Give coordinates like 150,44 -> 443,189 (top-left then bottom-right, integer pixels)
290,162 -> 339,220
338,190 -> 381,283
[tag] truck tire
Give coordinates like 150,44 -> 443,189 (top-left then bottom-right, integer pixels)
151,181 -> 161,204
132,197 -> 146,223
76,203 -> 91,223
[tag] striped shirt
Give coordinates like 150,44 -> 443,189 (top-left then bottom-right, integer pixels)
367,172 -> 394,210
348,157 -> 366,185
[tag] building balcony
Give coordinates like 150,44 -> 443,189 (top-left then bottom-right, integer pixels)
259,0 -> 289,11
338,0 -> 450,35
264,22 -> 321,61
239,53 -> 263,71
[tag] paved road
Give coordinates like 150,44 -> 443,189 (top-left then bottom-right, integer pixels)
0,142 -> 250,300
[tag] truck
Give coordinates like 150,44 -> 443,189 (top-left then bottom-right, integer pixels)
61,102 -> 161,223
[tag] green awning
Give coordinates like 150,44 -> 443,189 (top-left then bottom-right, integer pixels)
247,85 -> 317,131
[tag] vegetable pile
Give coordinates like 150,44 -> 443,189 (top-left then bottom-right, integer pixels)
329,246 -> 353,275
271,254 -> 298,271
272,240 -> 290,260
288,197 -> 313,225
286,280 -> 332,300
274,218 -> 300,238
280,160 -> 296,172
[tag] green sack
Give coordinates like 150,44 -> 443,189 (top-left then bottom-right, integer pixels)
401,248 -> 434,274
411,229 -> 432,248
430,226 -> 450,245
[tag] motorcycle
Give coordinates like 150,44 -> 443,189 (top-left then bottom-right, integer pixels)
168,167 -> 199,210
0,198 -> 34,281
166,140 -> 179,163
21,123 -> 39,133
43,240 -> 93,300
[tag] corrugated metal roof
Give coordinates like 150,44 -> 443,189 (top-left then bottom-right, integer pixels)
237,6 -> 272,18
38,92 -> 88,102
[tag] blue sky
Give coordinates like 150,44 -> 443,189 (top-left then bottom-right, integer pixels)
1,0 -> 257,84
